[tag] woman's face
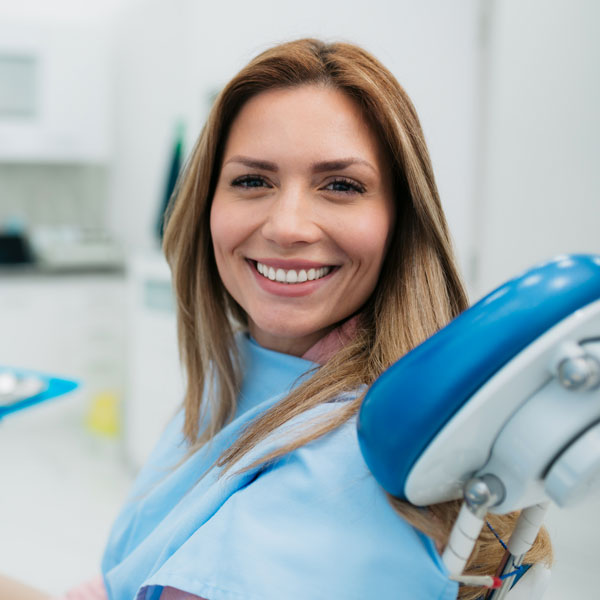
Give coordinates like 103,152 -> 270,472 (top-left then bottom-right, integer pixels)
210,85 -> 395,356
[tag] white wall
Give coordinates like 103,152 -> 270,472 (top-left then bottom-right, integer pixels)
107,0 -> 481,276
475,0 -> 600,297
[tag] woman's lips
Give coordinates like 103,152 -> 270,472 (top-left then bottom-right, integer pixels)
253,257 -> 335,270
247,259 -> 337,297
255,260 -> 333,284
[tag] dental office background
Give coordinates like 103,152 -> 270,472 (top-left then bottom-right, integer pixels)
0,0 -> 597,597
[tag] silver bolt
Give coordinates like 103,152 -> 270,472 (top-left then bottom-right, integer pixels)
557,355 -> 600,391
464,474 -> 505,518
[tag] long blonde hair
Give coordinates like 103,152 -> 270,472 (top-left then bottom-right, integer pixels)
163,39 -> 551,598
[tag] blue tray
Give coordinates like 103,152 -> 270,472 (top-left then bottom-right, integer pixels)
0,368 -> 78,419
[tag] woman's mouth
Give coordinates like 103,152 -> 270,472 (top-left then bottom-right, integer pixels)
254,261 -> 333,284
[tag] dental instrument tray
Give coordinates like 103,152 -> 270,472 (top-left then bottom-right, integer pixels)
0,367 -> 78,419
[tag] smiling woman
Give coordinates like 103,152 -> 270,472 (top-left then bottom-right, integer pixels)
115,38 -> 550,600
3,38 -> 551,600
210,85 -> 395,355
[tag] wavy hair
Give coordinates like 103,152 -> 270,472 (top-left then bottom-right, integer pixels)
163,39 -> 551,599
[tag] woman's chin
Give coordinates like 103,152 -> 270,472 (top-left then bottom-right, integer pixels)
248,322 -> 332,356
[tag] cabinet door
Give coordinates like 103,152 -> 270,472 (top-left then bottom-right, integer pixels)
125,254 -> 184,469
0,275 -> 126,420
0,22 -> 112,162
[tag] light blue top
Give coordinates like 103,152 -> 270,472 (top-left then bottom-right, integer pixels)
101,335 -> 457,600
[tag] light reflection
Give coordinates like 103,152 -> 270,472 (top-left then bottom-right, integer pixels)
550,276 -> 570,290
557,258 -> 575,269
482,286 -> 509,306
520,274 -> 543,288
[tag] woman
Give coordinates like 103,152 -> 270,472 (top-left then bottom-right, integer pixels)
3,39 -> 551,600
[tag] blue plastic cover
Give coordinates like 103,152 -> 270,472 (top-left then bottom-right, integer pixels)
0,368 -> 78,419
357,255 -> 600,499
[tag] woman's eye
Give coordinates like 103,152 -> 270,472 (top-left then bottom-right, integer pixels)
231,175 -> 270,188
324,178 -> 365,194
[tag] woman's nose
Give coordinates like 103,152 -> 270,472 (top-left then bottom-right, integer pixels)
261,189 -> 320,247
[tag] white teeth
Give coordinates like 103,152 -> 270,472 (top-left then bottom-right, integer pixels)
255,262 -> 331,284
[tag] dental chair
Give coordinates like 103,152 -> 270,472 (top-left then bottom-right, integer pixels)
358,254 -> 600,599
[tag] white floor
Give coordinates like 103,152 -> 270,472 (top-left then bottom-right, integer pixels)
0,392 -> 134,596
0,393 -> 598,598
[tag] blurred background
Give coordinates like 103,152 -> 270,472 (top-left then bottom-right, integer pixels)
0,0 -> 598,596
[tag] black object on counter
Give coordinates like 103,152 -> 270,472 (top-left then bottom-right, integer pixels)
0,233 -> 33,264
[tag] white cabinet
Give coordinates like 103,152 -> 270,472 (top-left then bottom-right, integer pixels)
125,253 -> 184,470
0,262 -> 184,471
0,273 -> 127,420
0,22 -> 112,163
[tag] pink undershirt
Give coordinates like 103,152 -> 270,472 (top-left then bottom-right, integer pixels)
58,318 -> 358,600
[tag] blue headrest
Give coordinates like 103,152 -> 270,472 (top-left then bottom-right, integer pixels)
357,254 -> 600,498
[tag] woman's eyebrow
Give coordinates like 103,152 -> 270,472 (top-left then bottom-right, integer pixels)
223,155 -> 377,175
310,158 -> 377,174
224,156 -> 278,172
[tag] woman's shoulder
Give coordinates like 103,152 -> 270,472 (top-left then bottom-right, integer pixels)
135,405 -> 457,600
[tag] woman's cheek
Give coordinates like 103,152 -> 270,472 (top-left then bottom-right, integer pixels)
352,212 -> 393,262
210,197 -> 235,252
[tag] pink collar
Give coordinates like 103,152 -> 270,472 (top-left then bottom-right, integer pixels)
301,316 -> 360,365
